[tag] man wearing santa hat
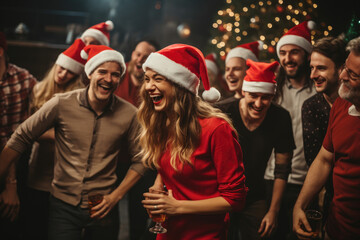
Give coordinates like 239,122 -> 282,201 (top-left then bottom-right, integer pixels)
221,40 -> 263,101
218,60 -> 295,240
0,44 -> 146,239
264,20 -> 317,240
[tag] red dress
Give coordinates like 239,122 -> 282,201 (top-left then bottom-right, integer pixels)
157,117 -> 247,240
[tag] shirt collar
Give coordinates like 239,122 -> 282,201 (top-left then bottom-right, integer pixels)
348,104 -> 360,116
78,86 -> 116,113
285,78 -> 311,90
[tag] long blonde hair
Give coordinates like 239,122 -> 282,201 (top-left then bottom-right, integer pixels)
30,64 -> 84,113
137,81 -> 235,171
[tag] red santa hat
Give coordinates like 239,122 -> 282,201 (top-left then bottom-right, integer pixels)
242,59 -> 280,94
55,38 -> 86,75
276,20 -> 316,57
205,53 -> 219,75
226,41 -> 263,63
81,20 -> 114,46
142,44 -> 221,103
80,44 -> 126,77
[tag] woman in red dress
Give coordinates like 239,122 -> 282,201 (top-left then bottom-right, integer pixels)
139,44 -> 248,240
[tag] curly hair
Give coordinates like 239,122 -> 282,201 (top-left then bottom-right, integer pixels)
137,80 -> 235,171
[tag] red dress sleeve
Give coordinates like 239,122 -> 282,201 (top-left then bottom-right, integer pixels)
210,122 -> 248,211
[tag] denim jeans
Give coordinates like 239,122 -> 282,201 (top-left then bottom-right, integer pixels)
48,195 -> 119,240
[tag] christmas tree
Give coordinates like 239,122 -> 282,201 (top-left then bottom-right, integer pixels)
205,0 -> 332,67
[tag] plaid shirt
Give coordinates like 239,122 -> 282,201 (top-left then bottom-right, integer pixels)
0,63 -> 37,150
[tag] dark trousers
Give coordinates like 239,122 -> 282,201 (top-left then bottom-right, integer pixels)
228,200 -> 268,240
48,195 -> 119,240
265,180 -> 318,240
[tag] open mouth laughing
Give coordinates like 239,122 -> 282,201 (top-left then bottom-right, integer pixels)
150,94 -> 163,104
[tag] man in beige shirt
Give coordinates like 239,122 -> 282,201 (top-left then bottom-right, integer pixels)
0,44 -> 147,239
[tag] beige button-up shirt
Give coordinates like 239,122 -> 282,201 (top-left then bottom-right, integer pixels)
8,87 -> 146,207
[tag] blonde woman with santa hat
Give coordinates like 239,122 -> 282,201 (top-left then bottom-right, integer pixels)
139,44 -> 247,240
80,20 -> 114,46
24,38 -> 86,239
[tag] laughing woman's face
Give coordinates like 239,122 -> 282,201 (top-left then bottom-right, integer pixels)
144,69 -> 174,112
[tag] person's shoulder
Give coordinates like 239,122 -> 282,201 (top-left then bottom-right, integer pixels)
199,117 -> 231,133
303,92 -> 323,106
333,97 -> 351,110
113,95 -> 138,113
214,96 -> 239,112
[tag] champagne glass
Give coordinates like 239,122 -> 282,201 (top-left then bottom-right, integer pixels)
148,189 -> 168,234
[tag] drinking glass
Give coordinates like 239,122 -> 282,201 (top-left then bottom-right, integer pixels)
88,193 -> 103,215
305,209 -> 322,238
148,189 -> 168,234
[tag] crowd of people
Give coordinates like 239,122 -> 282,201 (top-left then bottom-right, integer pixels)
0,17 -> 359,240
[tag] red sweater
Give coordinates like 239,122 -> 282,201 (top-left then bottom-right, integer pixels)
157,117 -> 247,240
323,98 -> 360,239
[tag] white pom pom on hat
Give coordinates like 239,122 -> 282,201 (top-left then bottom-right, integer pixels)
143,44 -> 221,103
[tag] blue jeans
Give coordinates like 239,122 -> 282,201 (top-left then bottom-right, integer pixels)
48,195 -> 119,240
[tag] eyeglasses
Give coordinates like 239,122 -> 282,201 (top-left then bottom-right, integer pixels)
340,64 -> 360,81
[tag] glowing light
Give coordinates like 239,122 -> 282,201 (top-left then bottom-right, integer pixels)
294,10 -> 299,14
259,1 -> 264,6
213,23 -> 218,28
267,1 -> 272,5
236,36 -> 241,41
243,7 -> 248,12
260,35 -> 265,40
303,11 -> 307,16
313,4 -> 317,8
250,4 -> 256,8
328,26 -> 333,31
242,31 -> 248,36
295,20 -> 299,25
250,18 -> 256,23
275,17 -> 280,22
226,24 -> 232,31
263,44 -> 268,50
218,10 -> 224,15
288,5 -> 293,10
299,3 -> 303,7
278,0 -> 283,4
275,37 -> 279,42
229,12 -> 234,17
234,22 -> 240,27
267,23 -> 273,28
284,28 -> 289,33
212,39 -> 217,44
217,19 -> 222,24
220,51 -> 225,56
235,28 -> 240,33
223,34 -> 229,40
271,40 -> 276,46
286,15 -> 291,20
226,8 -> 231,13
324,31 -> 329,36
226,0 -> 232,3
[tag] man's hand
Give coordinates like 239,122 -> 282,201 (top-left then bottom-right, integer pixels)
258,210 -> 277,238
293,206 -> 314,239
0,182 -> 20,222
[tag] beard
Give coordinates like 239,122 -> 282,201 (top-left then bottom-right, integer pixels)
338,81 -> 360,105
285,60 -> 308,79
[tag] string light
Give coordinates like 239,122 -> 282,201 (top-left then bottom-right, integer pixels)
218,10 -> 224,15
313,3 -> 317,8
250,4 -> 256,8
235,28 -> 240,33
220,51 -> 225,56
328,26 -> 333,31
260,35 -> 265,40
217,19 -> 222,24
263,44 -> 268,50
213,23 -> 218,28
267,23 -> 273,28
234,22 -> 240,27
242,31 -> 248,36
236,36 -> 241,41
212,39 -> 217,44
275,17 -> 280,22
226,0 -> 232,3
288,5 -> 293,10
243,7 -> 248,12
259,1 -> 264,6
324,31 -> 329,36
